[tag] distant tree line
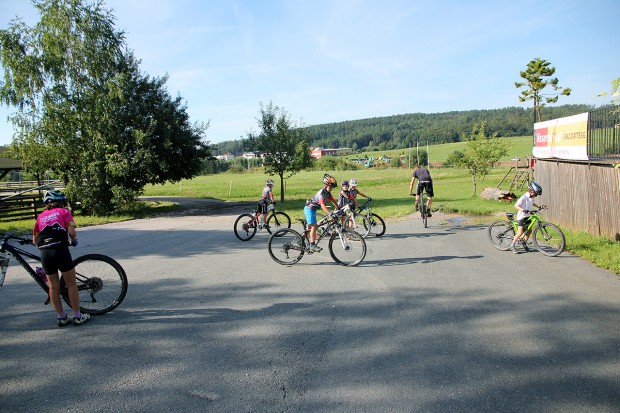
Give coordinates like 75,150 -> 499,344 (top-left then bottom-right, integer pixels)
214,104 -> 592,155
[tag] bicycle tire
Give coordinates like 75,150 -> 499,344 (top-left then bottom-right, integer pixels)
328,229 -> 367,266
348,214 -> 371,238
366,212 -> 386,237
267,228 -> 305,265
60,254 -> 128,315
533,222 -> 565,257
487,220 -> 515,251
234,213 -> 257,241
266,211 -> 291,234
420,201 -> 428,228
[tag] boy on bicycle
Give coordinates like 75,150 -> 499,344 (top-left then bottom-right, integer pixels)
258,179 -> 276,227
32,190 -> 90,327
510,181 -> 543,254
304,174 -> 339,252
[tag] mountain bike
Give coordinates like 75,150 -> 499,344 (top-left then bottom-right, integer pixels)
267,208 -> 367,267
354,198 -> 386,237
0,233 -> 128,315
234,203 -> 291,241
487,206 -> 566,257
411,188 -> 430,228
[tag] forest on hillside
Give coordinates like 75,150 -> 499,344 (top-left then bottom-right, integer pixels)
214,104 -> 593,154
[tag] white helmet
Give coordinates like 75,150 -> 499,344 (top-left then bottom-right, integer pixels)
265,179 -> 274,185
350,178 -> 358,186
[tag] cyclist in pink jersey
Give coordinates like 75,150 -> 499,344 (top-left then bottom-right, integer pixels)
33,190 -> 90,327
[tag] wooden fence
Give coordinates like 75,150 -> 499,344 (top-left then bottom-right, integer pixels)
534,159 -> 620,240
0,181 -> 62,222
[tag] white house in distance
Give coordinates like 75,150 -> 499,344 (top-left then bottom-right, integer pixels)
241,152 -> 259,159
215,152 -> 235,160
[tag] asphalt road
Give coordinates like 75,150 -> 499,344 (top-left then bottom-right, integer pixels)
1,198 -> 619,412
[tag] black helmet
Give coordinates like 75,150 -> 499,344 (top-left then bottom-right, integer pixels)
43,189 -> 67,204
528,181 -> 542,196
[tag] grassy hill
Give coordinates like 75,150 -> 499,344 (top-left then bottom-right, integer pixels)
352,136 -> 533,165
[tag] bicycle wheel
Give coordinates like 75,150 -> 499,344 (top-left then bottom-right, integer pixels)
266,211 -> 291,234
487,220 -> 515,251
349,214 -> 371,238
268,228 -> 305,265
234,213 -> 257,241
420,201 -> 428,228
366,212 -> 386,237
533,223 -> 565,257
328,229 -> 367,266
60,254 -> 128,315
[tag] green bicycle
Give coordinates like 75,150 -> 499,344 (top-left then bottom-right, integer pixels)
487,206 -> 566,257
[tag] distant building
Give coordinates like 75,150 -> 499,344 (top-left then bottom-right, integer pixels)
241,152 -> 258,159
310,147 -> 352,159
215,153 -> 235,160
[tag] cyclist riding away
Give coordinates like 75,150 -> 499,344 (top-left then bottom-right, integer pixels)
32,190 -> 90,327
258,179 -> 276,228
409,165 -> 434,217
304,174 -> 339,252
510,181 -> 543,254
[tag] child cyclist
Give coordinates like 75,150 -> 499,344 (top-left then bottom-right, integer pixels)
337,180 -> 356,226
258,179 -> 276,227
510,181 -> 543,254
349,178 -> 371,207
304,174 -> 339,252
33,190 -> 90,327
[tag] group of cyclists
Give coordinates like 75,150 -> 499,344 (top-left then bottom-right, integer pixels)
31,166 -> 542,328
256,165 -> 544,256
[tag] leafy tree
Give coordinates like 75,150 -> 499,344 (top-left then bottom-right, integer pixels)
598,77 -> 620,105
0,0 -> 211,214
454,123 -> 510,196
515,58 -> 572,122
245,101 -> 313,202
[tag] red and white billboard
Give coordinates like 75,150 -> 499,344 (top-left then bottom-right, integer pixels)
533,112 -> 589,161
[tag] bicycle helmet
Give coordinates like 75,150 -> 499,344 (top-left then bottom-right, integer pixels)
528,181 -> 542,196
43,189 -> 66,204
265,179 -> 274,186
323,174 -> 336,186
341,180 -> 349,187
350,178 -> 358,186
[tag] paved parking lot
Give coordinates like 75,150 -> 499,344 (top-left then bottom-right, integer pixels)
1,200 -> 619,412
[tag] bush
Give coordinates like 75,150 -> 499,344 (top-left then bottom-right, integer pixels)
312,157 -> 361,171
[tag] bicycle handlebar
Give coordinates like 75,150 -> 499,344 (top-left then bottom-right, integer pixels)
2,233 -> 32,245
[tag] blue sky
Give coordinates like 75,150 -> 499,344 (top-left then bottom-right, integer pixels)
0,0 -> 618,147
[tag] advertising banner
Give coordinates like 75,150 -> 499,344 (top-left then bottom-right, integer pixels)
533,112 -> 589,160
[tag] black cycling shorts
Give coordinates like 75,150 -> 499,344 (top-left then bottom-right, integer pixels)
417,182 -> 434,197
40,246 -> 75,274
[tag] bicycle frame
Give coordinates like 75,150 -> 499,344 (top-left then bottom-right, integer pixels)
507,211 -> 540,236
0,235 -> 48,294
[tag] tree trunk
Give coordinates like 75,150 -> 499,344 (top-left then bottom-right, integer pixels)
279,174 -> 285,202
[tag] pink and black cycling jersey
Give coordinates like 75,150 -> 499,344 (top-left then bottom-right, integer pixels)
33,208 -> 76,249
